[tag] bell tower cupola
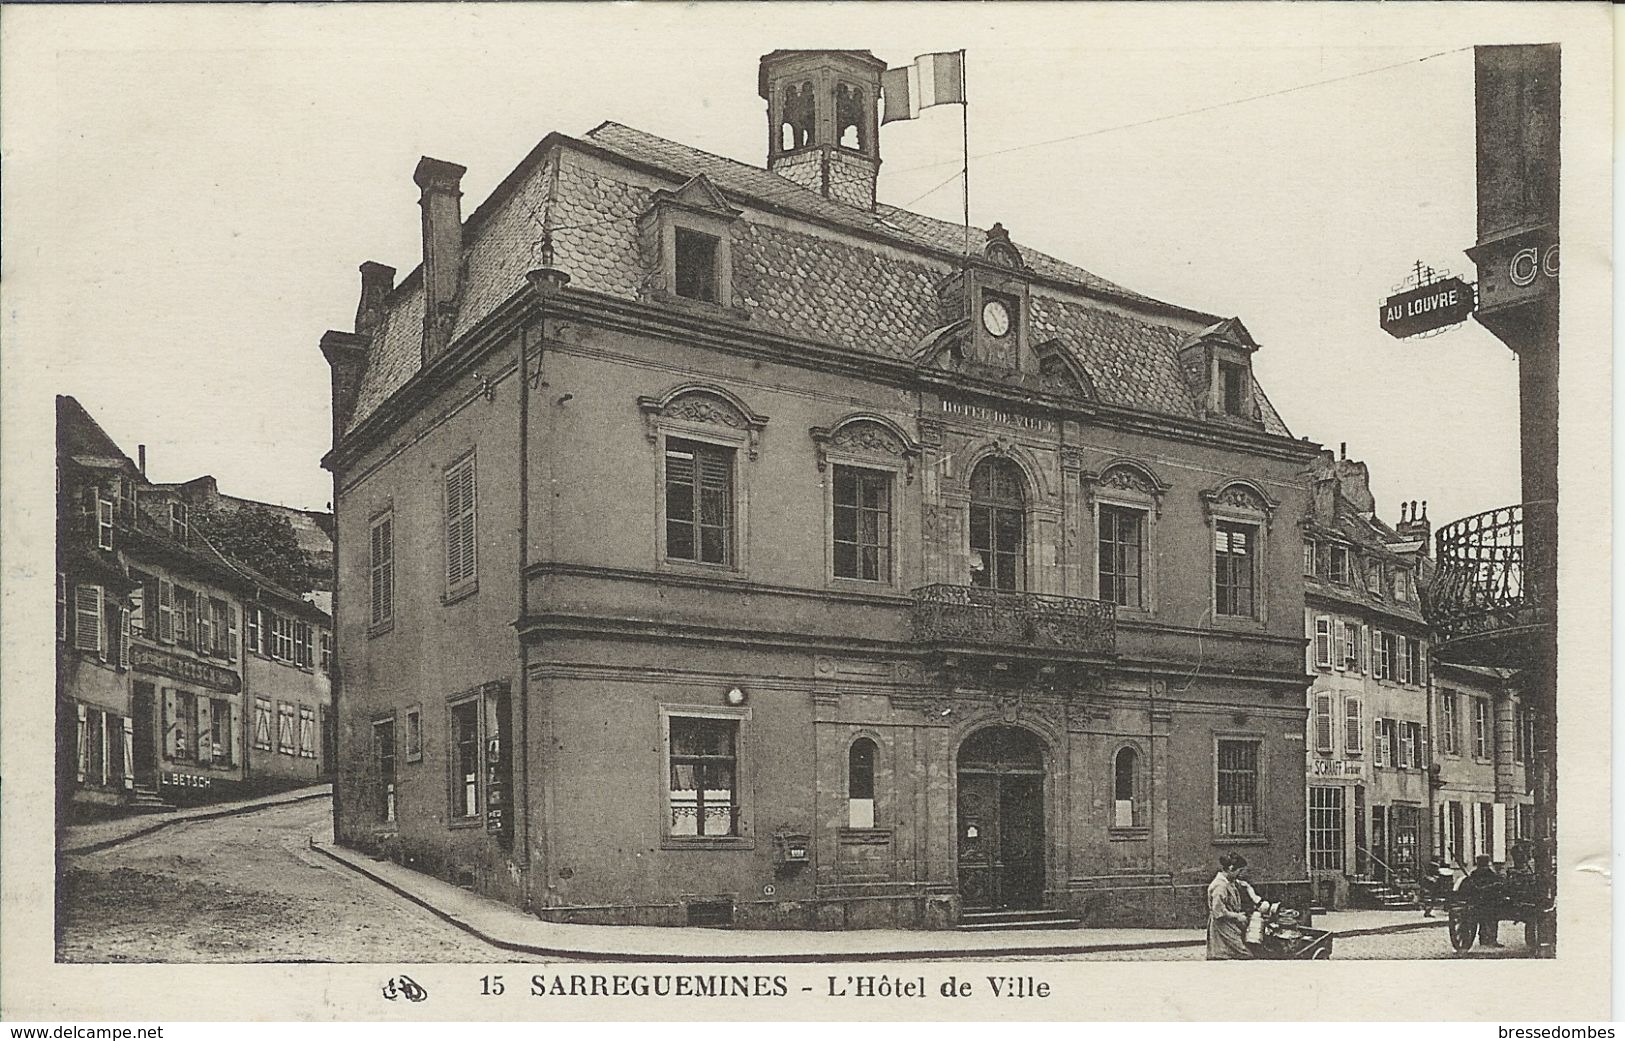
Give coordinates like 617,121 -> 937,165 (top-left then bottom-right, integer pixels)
758,49 -> 886,210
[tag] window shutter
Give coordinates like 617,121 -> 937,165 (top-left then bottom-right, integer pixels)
1373,718 -> 1387,767
1419,723 -> 1430,769
196,595 -> 213,655
446,460 -> 477,589
73,585 -> 103,654
1332,621 -> 1346,671
1360,624 -> 1370,673
122,716 -> 135,790
227,605 -> 239,662
157,579 -> 175,643
57,573 -> 67,641
196,697 -> 211,763
1344,697 -> 1363,754
75,704 -> 88,782
117,602 -> 130,668
1314,616 -> 1331,668
162,688 -> 179,759
1314,694 -> 1332,752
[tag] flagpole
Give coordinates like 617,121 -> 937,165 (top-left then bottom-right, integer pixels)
960,48 -> 970,257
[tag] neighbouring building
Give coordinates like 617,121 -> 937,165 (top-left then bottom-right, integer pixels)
323,49 -> 1322,930
1301,448 -> 1434,910
1431,662 -> 1536,871
56,396 -> 334,819
157,474 -> 336,592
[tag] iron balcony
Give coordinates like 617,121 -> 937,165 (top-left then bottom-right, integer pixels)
1422,500 -> 1555,668
910,584 -> 1117,658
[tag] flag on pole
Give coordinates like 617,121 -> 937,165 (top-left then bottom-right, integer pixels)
882,51 -> 966,124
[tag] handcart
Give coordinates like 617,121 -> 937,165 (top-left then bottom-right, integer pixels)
1247,909 -> 1335,960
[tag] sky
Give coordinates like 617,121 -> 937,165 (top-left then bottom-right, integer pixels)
3,3 -> 1587,528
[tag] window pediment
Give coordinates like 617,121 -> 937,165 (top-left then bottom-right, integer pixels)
1083,459 -> 1169,515
1201,478 -> 1278,527
639,384 -> 768,459
810,414 -> 919,481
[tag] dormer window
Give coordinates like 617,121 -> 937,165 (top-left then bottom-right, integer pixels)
637,174 -> 741,314
1329,544 -> 1350,585
674,228 -> 720,303
170,501 -> 189,542
1220,361 -> 1247,415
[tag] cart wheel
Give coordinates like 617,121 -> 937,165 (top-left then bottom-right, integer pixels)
1448,909 -> 1475,952
1311,947 -> 1331,960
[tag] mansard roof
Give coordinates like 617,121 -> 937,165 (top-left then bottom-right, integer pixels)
346,122 -> 1293,441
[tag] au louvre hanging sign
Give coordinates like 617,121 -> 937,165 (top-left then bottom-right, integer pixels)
1379,271 -> 1475,339
130,644 -> 241,693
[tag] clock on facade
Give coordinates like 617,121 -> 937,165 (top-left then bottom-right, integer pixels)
981,298 -> 1012,337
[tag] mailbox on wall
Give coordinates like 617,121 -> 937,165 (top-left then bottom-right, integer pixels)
773,831 -> 811,868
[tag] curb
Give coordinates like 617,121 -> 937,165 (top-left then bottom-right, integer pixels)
62,788 -> 333,856
319,843 -> 1456,963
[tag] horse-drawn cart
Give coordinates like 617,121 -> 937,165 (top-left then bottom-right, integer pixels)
1446,870 -> 1553,953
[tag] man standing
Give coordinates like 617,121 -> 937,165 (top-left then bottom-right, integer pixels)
1456,854 -> 1505,948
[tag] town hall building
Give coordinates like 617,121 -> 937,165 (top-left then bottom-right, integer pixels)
322,50 -> 1323,929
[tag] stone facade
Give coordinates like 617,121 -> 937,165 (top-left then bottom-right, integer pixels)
324,50 -> 1321,929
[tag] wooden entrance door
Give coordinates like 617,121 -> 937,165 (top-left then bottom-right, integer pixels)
956,726 -> 1045,911
1390,804 -> 1421,882
132,682 -> 157,787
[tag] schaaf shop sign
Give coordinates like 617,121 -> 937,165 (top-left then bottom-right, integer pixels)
1379,277 -> 1475,338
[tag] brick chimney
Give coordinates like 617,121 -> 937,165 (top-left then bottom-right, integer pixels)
414,156 -> 468,363
355,261 -> 396,338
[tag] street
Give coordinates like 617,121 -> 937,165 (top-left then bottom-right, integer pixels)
58,800 -> 1531,963
58,799 -> 521,963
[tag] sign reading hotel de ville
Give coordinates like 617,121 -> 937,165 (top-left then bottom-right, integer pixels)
1379,276 -> 1476,339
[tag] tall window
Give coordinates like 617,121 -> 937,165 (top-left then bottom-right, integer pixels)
1098,505 -> 1145,608
1403,637 -> 1423,685
1376,630 -> 1397,680
299,706 -> 317,759
665,439 -> 733,565
1472,698 -> 1490,759
97,493 -> 115,550
1113,746 -> 1141,828
253,697 -> 273,751
169,501 -> 188,541
370,514 -> 394,628
73,584 -> 104,654
833,466 -> 891,581
847,737 -> 877,829
209,698 -> 233,766
173,690 -> 197,762
1302,540 -> 1318,577
674,228 -> 720,303
1213,522 -> 1256,617
404,705 -> 424,762
278,701 -> 297,755
1312,616 -> 1332,669
445,455 -> 478,594
968,459 -> 1024,591
1516,707 -> 1535,764
1341,621 -> 1360,671
451,699 -> 480,819
319,632 -> 332,675
373,718 -> 397,823
1308,786 -> 1345,871
1329,544 -> 1350,585
1344,697 -> 1364,755
1215,739 -> 1260,836
1441,691 -> 1460,755
1313,694 -> 1333,753
668,716 -> 738,837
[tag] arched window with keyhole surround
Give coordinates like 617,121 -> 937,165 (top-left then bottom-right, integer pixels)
848,737 -> 878,828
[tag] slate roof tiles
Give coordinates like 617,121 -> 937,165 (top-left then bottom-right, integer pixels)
344,121 -> 1295,443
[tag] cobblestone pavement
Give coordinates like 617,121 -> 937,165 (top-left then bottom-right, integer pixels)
977,925 -> 1537,961
58,799 -> 525,963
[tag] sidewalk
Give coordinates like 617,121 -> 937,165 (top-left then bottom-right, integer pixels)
63,783 -> 332,855
314,841 -> 1445,962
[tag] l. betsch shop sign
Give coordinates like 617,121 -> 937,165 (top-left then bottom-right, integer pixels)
1379,277 -> 1475,339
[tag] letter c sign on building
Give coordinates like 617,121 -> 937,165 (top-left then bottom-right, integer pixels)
1510,244 -> 1560,288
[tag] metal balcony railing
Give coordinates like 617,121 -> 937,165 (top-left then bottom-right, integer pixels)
1422,501 -> 1555,665
910,584 -> 1116,656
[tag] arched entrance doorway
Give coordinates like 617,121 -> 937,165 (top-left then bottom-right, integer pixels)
956,726 -> 1045,911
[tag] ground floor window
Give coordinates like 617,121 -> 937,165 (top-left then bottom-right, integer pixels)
298,705 -> 317,759
75,705 -> 131,789
278,702 -> 297,756
208,697 -> 234,766
1215,739 -> 1260,836
450,698 -> 481,820
253,698 -> 273,751
668,715 -> 738,837
373,717 -> 396,824
1308,785 -> 1345,871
